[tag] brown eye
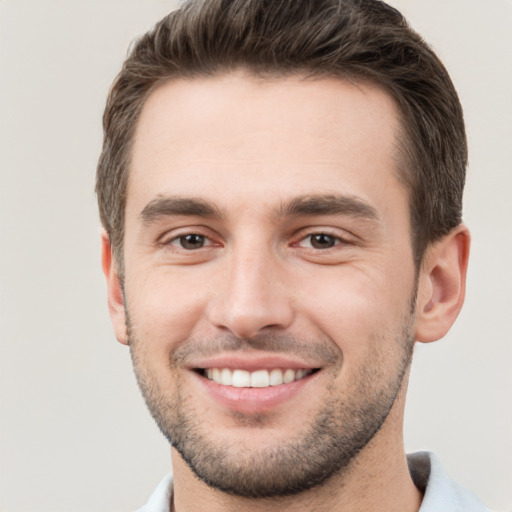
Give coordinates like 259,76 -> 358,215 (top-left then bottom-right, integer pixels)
179,234 -> 205,250
309,234 -> 337,249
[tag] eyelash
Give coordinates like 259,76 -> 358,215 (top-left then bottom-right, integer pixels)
295,232 -> 349,250
163,232 -> 216,250
161,230 -> 351,252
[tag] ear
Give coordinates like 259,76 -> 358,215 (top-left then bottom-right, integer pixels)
101,231 -> 128,345
415,225 -> 470,343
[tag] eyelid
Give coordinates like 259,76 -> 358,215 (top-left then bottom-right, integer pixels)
291,227 -> 357,248
297,234 -> 345,250
158,226 -> 222,247
168,234 -> 213,249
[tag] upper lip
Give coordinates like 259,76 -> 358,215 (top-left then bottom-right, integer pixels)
189,353 -> 321,372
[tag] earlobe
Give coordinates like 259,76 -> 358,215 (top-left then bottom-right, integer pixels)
415,225 -> 470,343
101,231 -> 128,345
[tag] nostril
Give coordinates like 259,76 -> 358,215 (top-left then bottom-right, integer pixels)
205,287 -> 295,339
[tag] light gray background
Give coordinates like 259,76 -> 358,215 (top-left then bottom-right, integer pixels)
0,1 -> 510,511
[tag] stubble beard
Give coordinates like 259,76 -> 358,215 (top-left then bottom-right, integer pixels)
127,314 -> 416,499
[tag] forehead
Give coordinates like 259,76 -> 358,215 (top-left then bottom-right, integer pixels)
128,72 -> 405,218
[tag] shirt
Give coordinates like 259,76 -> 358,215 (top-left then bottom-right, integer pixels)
135,451 -> 491,512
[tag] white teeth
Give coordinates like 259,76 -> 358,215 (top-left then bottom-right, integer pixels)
220,368 -> 232,385
269,368 -> 284,386
283,369 -> 295,384
204,368 -> 313,387
232,369 -> 251,387
251,369 -> 270,388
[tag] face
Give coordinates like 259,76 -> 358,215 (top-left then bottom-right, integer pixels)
118,73 -> 419,497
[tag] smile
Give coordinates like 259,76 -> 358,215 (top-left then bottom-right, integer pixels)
200,368 -> 317,388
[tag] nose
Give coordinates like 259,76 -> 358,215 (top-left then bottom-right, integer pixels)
206,245 -> 295,339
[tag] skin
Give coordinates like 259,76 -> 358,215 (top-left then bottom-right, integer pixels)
102,72 -> 470,512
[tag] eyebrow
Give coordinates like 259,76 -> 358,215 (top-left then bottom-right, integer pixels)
140,196 -> 223,224
278,194 -> 379,221
139,193 -> 379,224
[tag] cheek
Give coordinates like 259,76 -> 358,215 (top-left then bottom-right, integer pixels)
125,268 -> 211,349
296,264 -> 415,358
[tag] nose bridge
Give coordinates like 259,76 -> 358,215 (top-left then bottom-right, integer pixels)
207,239 -> 294,338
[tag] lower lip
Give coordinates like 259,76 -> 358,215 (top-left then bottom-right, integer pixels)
191,371 -> 318,414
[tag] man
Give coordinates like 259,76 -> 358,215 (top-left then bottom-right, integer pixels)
96,0 -> 491,510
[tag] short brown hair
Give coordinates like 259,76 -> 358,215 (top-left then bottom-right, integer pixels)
96,0 -> 467,273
